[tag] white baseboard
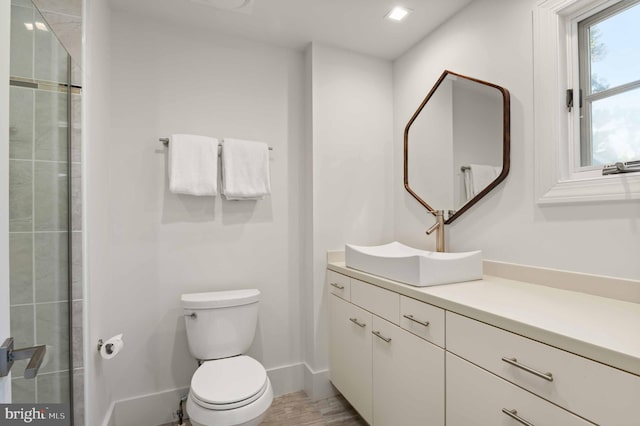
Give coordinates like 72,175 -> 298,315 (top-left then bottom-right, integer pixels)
107,386 -> 189,426
102,401 -> 116,426
102,363 -> 306,426
266,362 -> 305,397
303,363 -> 336,401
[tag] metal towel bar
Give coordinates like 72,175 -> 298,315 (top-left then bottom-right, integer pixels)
159,137 -> 273,151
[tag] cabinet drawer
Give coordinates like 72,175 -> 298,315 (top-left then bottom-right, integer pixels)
399,295 -> 445,347
447,352 -> 593,426
351,279 -> 399,324
327,270 -> 350,301
447,312 -> 640,426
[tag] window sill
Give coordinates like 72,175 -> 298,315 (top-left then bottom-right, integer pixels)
537,172 -> 640,204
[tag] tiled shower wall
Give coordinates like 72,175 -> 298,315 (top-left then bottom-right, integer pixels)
8,0 -> 83,424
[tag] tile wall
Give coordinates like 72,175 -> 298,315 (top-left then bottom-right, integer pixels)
8,0 -> 83,424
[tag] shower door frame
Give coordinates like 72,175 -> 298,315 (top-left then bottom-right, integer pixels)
1,0 -> 75,412
1,0 -> 13,402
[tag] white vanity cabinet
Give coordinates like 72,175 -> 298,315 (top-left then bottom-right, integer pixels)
447,312 -> 640,426
328,275 -> 445,426
326,266 -> 640,426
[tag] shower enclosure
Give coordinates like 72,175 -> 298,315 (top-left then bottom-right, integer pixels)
2,0 -> 76,421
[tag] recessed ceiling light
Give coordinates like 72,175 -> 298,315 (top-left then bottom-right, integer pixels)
386,6 -> 411,22
24,22 -> 34,31
35,22 -> 48,31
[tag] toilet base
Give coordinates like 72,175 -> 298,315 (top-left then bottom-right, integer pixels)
187,378 -> 273,426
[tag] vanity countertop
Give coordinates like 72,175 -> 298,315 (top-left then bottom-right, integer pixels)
328,261 -> 640,377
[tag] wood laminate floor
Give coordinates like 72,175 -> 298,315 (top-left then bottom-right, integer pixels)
160,391 -> 367,426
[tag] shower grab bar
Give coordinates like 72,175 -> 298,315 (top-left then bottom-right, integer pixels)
0,338 -> 46,379
159,138 -> 273,151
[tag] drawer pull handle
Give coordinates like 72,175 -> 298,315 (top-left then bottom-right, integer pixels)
349,318 -> 366,328
372,330 -> 392,343
402,314 -> 430,327
501,357 -> 554,382
501,408 -> 535,426
330,282 -> 345,290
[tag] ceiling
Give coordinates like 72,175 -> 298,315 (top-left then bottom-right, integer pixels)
109,0 -> 474,60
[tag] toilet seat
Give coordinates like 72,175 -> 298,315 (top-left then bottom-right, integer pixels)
190,381 -> 268,411
186,377 -> 273,426
191,356 -> 268,410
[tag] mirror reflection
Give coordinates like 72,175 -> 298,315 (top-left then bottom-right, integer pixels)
404,70 -> 510,223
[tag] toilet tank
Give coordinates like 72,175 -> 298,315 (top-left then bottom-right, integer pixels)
181,289 -> 260,360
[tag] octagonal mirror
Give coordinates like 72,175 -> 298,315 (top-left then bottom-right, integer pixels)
404,70 -> 510,224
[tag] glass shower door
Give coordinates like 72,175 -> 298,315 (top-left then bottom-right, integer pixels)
5,0 -> 73,421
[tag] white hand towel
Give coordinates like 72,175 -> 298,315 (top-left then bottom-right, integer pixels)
469,164 -> 500,196
221,138 -> 271,200
463,168 -> 474,201
168,134 -> 219,196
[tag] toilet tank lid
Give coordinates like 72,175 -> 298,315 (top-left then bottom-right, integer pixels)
181,289 -> 260,309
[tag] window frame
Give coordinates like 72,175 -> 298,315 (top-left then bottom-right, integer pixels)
576,0 -> 640,170
534,0 -> 640,204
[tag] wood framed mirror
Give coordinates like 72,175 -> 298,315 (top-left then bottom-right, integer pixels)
404,70 -> 510,224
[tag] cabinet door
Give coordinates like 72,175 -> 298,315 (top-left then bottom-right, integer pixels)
446,352 -> 594,426
328,294 -> 373,424
372,316 -> 444,426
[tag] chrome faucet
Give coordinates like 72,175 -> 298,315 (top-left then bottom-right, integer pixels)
425,210 -> 445,252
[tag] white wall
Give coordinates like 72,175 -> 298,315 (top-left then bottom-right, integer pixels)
84,0 -> 112,422
89,8 -> 306,415
393,0 -> 640,281
308,44 -> 394,377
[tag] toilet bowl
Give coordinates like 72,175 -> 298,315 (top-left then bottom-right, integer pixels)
186,356 -> 273,426
181,290 -> 273,426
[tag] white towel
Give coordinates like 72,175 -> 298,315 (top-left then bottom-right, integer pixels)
463,168 -> 474,201
221,138 -> 271,200
168,134 -> 219,196
469,164 -> 500,197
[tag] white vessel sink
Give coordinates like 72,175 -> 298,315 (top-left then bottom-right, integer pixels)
345,241 -> 482,287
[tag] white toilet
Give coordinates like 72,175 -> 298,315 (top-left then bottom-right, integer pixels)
181,289 -> 273,426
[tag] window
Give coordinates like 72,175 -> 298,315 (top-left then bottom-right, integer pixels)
575,0 -> 640,170
534,0 -> 640,203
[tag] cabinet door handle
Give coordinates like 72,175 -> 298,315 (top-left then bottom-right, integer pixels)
349,317 -> 366,328
372,330 -> 392,343
402,314 -> 430,327
501,357 -> 554,382
501,408 -> 535,426
330,282 -> 345,290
